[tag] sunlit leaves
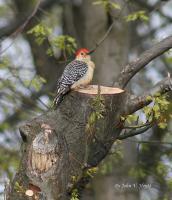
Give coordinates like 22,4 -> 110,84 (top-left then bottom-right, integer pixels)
86,167 -> 98,178
71,189 -> 79,200
0,57 -> 10,68
126,114 -> 138,124
14,182 -> 25,194
51,35 -> 77,56
27,23 -> 52,45
28,23 -> 77,57
93,0 -> 121,12
124,94 -> 170,129
125,10 -> 149,22
86,90 -> 105,134
147,94 -> 170,129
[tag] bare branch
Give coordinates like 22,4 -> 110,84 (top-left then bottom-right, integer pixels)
126,77 -> 172,115
89,1 -> 127,54
0,0 -> 40,40
117,124 -> 152,140
123,121 -> 152,129
0,0 -> 60,39
116,36 -> 172,88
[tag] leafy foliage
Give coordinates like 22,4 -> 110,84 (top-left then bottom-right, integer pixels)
143,94 -> 170,129
86,88 -> 105,135
86,167 -> 98,178
27,23 -> 52,45
93,0 -> 121,12
14,182 -> 25,194
125,10 -> 149,22
71,189 -> 79,200
51,35 -> 77,56
0,57 -> 10,68
123,94 -> 170,129
27,23 -> 77,57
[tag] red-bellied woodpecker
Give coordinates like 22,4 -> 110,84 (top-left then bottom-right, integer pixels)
54,48 -> 95,106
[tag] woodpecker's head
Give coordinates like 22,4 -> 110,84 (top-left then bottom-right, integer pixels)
75,48 -> 91,62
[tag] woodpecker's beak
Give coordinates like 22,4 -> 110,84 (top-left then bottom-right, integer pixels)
87,49 -> 95,55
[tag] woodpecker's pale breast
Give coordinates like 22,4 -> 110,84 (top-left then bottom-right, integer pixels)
71,61 -> 95,89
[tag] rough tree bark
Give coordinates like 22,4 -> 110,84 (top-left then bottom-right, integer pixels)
8,86 -> 126,200
7,34 -> 172,199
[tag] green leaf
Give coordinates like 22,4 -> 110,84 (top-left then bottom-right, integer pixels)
0,57 -> 10,68
146,95 -> 153,101
25,75 -> 46,91
46,48 -> 54,56
158,122 -> 167,129
143,106 -> 152,116
27,23 -> 52,45
110,2 -> 121,10
93,1 -> 102,5
39,76 -> 47,84
53,35 -> 77,56
71,189 -> 79,200
126,114 -> 138,124
125,10 -> 149,22
93,0 -> 120,11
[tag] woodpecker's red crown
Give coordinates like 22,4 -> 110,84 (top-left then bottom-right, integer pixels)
75,48 -> 89,57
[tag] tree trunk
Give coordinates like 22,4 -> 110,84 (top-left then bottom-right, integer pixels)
8,86 -> 126,200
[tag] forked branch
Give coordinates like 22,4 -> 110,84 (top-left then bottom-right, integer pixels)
116,36 -> 172,88
126,77 -> 172,115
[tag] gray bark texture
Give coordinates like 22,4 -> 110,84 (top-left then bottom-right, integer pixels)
8,87 -> 128,200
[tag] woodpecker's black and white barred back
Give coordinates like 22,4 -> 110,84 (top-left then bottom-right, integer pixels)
54,48 -> 95,107
54,60 -> 88,105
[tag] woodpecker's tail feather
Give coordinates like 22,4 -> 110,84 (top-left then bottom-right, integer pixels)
53,87 -> 70,108
53,93 -> 63,107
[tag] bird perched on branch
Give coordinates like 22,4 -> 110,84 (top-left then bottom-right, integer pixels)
53,48 -> 95,106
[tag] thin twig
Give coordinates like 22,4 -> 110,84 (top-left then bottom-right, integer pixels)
0,0 -> 41,55
123,121 -> 153,129
117,124 -> 152,140
89,1 -> 127,54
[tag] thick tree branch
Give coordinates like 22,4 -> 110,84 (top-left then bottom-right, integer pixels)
126,77 -> 172,115
116,36 -> 172,88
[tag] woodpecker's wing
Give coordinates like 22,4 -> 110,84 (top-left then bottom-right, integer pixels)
54,60 -> 88,106
57,60 -> 88,88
